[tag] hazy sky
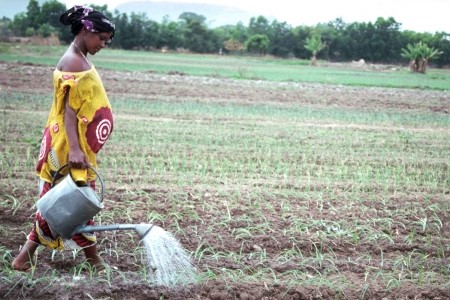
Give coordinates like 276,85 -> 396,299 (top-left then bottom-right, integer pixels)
61,0 -> 449,33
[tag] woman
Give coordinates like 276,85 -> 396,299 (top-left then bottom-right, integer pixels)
12,6 -> 115,272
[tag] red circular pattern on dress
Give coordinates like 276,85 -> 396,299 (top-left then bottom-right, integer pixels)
96,119 -> 112,144
53,123 -> 59,133
36,127 -> 51,172
86,107 -> 113,153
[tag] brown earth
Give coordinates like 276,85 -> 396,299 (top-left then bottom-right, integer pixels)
0,61 -> 449,299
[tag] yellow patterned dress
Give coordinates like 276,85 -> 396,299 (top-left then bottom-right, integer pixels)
30,66 -> 113,250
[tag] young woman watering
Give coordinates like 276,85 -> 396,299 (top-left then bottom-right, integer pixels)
12,5 -> 115,272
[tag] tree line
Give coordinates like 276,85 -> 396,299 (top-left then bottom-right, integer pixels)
1,0 -> 449,67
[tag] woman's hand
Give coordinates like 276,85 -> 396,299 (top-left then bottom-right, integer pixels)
68,147 -> 90,169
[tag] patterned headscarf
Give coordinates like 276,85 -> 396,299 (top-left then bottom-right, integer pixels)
60,6 -> 115,43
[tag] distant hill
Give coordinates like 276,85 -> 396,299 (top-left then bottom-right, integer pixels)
115,1 -> 258,27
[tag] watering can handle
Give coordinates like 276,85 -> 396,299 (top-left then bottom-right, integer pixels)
51,164 -> 105,203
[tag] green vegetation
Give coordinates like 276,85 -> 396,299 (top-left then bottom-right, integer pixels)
401,41 -> 444,73
304,35 -> 326,66
1,43 -> 450,90
1,1 -> 449,66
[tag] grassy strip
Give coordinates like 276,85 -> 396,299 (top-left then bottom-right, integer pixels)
1,43 -> 450,90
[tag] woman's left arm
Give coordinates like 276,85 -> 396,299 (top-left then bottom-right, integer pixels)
64,89 -> 89,169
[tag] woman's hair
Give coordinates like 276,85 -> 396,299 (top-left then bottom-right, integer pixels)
60,6 -> 115,43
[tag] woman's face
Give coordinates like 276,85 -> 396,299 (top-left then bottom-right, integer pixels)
84,31 -> 113,55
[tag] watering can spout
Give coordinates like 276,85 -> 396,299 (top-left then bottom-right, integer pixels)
73,223 -> 154,240
134,224 -> 154,239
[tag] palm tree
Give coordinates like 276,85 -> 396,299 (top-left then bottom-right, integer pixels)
401,41 -> 443,73
304,35 -> 326,66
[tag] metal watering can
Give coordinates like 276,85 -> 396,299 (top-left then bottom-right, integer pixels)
36,164 -> 104,239
36,164 -> 156,240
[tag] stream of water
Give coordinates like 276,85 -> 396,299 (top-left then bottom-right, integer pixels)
141,225 -> 198,287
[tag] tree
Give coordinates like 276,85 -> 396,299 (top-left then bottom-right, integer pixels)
142,20 -> 160,49
179,12 -> 206,25
304,35 -> 326,65
26,0 -> 40,30
245,34 -> 269,56
371,17 -> 402,62
40,0 -> 65,38
268,20 -> 295,57
223,38 -> 245,53
179,12 -> 216,53
0,17 -> 12,41
110,11 -> 129,48
89,4 -> 113,19
157,16 -> 183,50
229,21 -> 249,43
10,13 -> 28,36
40,0 -> 66,31
291,25 -> 311,59
432,33 -> 450,66
248,16 -> 270,36
8,0 -> 66,40
401,41 -> 443,73
37,23 -> 56,37
123,12 -> 147,49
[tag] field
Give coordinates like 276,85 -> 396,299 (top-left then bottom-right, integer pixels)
0,45 -> 450,299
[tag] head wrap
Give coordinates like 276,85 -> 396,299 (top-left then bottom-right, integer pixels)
60,6 -> 115,44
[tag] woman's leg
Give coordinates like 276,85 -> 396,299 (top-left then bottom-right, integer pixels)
12,240 -> 39,271
83,244 -> 105,271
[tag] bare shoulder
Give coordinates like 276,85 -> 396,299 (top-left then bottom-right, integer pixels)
56,51 -> 91,73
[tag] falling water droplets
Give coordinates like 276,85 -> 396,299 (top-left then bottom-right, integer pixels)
141,225 -> 197,287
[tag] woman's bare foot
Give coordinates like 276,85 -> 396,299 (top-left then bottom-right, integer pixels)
12,240 -> 38,271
